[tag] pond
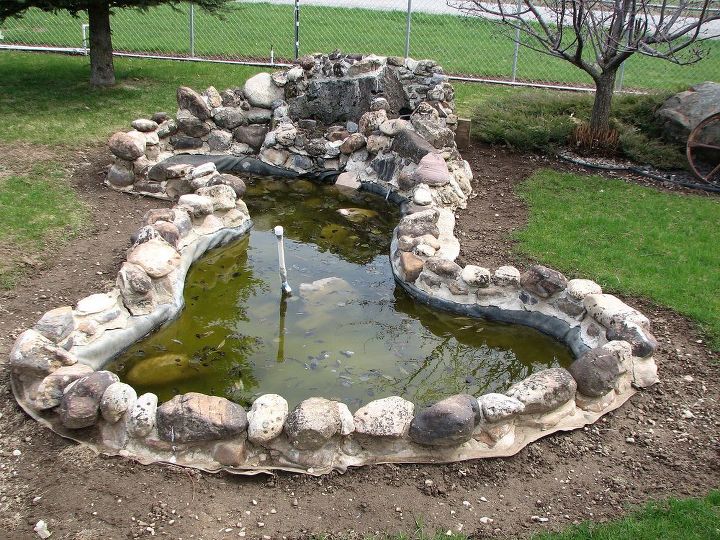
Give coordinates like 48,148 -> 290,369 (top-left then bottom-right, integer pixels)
108,178 -> 572,409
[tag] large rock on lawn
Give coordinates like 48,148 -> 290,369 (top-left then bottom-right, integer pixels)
657,81 -> 720,143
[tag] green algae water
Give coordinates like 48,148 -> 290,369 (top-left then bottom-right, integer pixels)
108,178 -> 572,408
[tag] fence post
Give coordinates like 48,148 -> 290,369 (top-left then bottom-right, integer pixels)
294,0 -> 300,60
82,23 -> 89,54
189,3 -> 195,58
511,0 -> 522,82
404,0 -> 413,58
615,61 -> 626,92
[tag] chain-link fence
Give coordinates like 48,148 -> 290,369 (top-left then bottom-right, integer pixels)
1,1 -> 718,91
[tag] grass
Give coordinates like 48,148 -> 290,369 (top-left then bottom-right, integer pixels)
0,162 -> 87,288
359,491 -> 720,539
0,52 -> 263,146
515,169 -> 720,349
533,491 -> 720,539
466,86 -> 688,169
1,3 -> 719,90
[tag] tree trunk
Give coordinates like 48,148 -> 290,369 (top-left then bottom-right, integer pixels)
589,70 -> 617,132
87,1 -> 115,86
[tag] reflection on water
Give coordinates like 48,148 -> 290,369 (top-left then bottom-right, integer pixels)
108,178 -> 572,408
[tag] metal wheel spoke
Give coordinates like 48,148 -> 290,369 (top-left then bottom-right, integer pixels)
704,162 -> 720,181
688,141 -> 720,151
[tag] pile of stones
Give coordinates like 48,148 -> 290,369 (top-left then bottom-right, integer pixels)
9,53 -> 659,474
105,52 -> 470,210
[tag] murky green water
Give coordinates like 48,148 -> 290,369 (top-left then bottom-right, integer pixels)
108,178 -> 573,408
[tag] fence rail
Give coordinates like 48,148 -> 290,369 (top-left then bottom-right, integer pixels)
1,1 -> 718,91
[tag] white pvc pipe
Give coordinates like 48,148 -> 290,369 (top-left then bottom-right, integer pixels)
274,225 -> 292,296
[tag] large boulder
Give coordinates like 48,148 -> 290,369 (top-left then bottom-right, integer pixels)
284,397 -> 342,450
108,132 -> 145,161
126,237 -> 180,278
409,394 -> 480,446
657,81 -> 720,143
569,342 -> 631,397
156,392 -> 248,443
177,86 -> 212,120
243,72 -> 284,109
353,396 -> 414,438
505,368 -> 577,414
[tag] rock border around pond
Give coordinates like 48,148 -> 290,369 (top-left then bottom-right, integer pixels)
9,53 -> 659,475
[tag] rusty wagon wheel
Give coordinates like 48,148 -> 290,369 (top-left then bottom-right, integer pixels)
687,111 -> 720,184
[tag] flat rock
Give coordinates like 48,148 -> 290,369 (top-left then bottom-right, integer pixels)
247,394 -> 288,445
353,396 -> 414,438
157,392 -> 248,443
477,393 -> 525,423
284,397 -> 341,450
657,81 -> 720,143
425,256 -> 461,279
409,394 -> 480,446
59,371 -> 119,429
34,364 -> 94,410
100,382 -> 138,423
127,237 -> 180,278
569,343 -> 630,397
506,368 -> 577,414
520,265 -> 568,298
76,293 -> 116,315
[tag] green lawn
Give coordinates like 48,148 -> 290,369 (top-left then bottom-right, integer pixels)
0,162 -> 87,288
0,52 -> 262,146
1,3 -> 718,90
516,169 -> 720,349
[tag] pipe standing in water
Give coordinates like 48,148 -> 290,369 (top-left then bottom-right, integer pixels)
274,225 -> 292,296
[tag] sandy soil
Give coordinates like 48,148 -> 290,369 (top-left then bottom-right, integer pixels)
0,141 -> 717,540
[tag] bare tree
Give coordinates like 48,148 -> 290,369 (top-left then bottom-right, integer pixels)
449,0 -> 720,134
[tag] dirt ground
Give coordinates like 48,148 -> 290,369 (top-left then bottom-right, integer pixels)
0,141 -> 718,540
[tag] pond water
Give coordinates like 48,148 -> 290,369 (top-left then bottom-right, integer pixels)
108,178 -> 573,409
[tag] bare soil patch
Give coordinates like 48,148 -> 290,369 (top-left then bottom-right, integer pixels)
0,142 -> 717,540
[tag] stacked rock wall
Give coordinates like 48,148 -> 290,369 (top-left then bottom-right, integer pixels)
9,53 -> 659,475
